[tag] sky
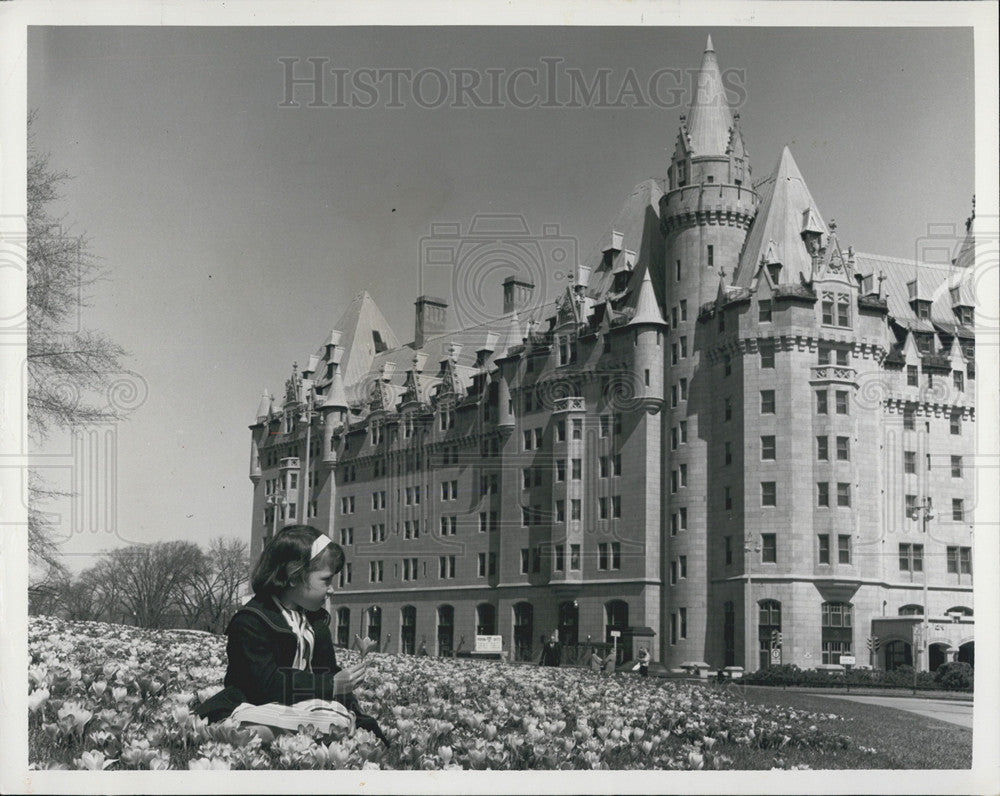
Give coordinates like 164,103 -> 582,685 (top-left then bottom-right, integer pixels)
26,25 -> 976,571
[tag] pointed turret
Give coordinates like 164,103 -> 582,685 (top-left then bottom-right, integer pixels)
254,389 -> 272,424
686,36 -> 735,158
332,291 -> 401,387
735,146 -> 827,287
627,266 -> 667,327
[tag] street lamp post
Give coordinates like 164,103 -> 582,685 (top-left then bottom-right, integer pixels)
299,383 -> 323,523
744,535 -> 761,671
907,497 -> 934,673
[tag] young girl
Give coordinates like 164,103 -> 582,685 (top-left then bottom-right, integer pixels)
197,525 -> 386,742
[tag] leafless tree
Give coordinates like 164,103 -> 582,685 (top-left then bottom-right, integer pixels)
176,537 -> 250,632
27,114 -> 129,584
97,541 -> 205,629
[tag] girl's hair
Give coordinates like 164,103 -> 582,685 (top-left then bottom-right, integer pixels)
251,525 -> 345,598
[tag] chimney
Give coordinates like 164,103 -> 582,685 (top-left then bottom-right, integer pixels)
502,276 -> 535,316
414,295 -> 448,349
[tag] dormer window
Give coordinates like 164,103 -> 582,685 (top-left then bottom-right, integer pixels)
914,333 -> 933,355
913,300 -> 931,320
956,306 -> 974,326
821,293 -> 851,328
677,159 -> 688,187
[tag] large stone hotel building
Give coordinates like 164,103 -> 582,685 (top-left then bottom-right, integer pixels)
247,39 -> 976,672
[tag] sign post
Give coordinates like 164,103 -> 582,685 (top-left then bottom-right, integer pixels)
610,629 -> 620,665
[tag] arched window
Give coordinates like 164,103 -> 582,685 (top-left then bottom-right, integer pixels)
758,600 -> 782,668
400,605 -> 416,655
605,600 -> 629,664
946,606 -> 973,616
821,602 -> 853,664
513,602 -> 534,662
437,605 -> 455,657
476,603 -> 496,636
365,606 -> 381,647
898,604 -> 924,616
558,601 -> 579,647
884,639 -> 912,671
335,607 -> 350,648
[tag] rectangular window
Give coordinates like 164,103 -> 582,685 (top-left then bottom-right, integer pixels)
556,459 -> 565,482
907,365 -> 918,386
520,548 -> 529,574
904,451 -> 916,474
670,560 -> 677,585
760,344 -> 775,369
571,458 -> 582,480
479,512 -> 488,533
837,296 -> 850,327
818,535 -> 830,564
836,436 -> 850,461
947,546 -> 972,575
761,481 -> 777,507
671,343 -> 678,365
599,455 -> 609,478
680,464 -> 687,487
724,485 -> 733,511
952,498 -> 965,521
679,421 -> 688,444
680,299 -> 687,321
611,542 -> 621,570
724,397 -> 733,421
598,543 -> 609,570
570,544 -> 581,570
951,456 -> 963,478
675,259 -> 681,281
556,420 -> 566,442
899,543 -> 923,572
835,390 -> 849,414
556,499 -> 565,523
761,534 -> 776,563
600,415 -> 610,437
679,507 -> 687,531
759,300 -> 772,322
953,371 -> 965,392
837,482 -> 851,507
725,536 -> 733,565
724,441 -> 733,465
478,553 -> 487,577
816,389 -> 828,415
612,495 -> 621,518
571,419 -> 582,440
571,499 -> 581,521
671,385 -> 678,408
761,435 -> 776,460
817,436 -> 829,461
599,497 -> 608,520
680,336 -> 688,358
950,412 -> 961,435
761,390 -> 775,414
522,468 -> 532,490
707,245 -> 714,267
553,544 -> 565,572
818,482 -> 830,507
680,377 -> 688,401
838,535 -> 851,564
679,608 -> 687,639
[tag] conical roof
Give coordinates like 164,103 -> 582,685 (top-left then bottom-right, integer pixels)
333,291 -> 401,387
627,265 -> 667,326
735,146 -> 828,287
686,36 -> 736,157
254,389 -> 271,423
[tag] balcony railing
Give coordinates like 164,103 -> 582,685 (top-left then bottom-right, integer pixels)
810,366 -> 857,384
553,396 -> 586,413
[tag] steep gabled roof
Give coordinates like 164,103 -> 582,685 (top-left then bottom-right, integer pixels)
685,35 -> 736,157
853,252 -> 967,330
735,147 -> 827,288
333,291 -> 401,387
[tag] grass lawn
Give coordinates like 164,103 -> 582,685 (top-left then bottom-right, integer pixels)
723,686 -> 971,769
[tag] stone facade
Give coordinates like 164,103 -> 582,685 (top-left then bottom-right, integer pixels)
247,38 -> 976,673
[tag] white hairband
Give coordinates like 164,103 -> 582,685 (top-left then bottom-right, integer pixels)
310,533 -> 334,559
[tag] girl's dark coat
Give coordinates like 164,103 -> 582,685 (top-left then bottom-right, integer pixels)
196,596 -> 362,723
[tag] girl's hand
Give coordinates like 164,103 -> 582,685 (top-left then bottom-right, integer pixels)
333,658 -> 369,697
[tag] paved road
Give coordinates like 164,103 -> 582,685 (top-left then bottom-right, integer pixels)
814,694 -> 973,729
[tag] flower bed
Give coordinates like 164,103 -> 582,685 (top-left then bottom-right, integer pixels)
28,616 -> 859,771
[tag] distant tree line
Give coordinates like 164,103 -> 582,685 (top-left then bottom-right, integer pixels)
29,537 -> 250,633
